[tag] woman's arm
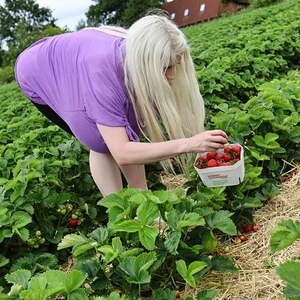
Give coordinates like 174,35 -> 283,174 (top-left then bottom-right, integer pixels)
97,124 -> 227,166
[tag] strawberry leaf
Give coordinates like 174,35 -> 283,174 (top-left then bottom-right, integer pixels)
205,211 -> 237,235
276,261 -> 300,294
139,226 -> 159,250
5,269 -> 31,289
136,200 -> 159,224
270,220 -> 300,254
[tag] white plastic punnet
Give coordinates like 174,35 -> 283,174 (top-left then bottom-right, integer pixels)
194,144 -> 245,187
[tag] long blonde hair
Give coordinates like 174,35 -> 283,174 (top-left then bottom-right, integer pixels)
86,15 -> 206,174
125,15 -> 205,173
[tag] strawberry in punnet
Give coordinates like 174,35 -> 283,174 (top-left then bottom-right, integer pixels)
195,156 -> 207,169
194,144 -> 242,170
231,144 -> 241,156
207,159 -> 218,167
223,153 -> 231,162
206,151 -> 217,161
215,153 -> 223,161
223,145 -> 232,154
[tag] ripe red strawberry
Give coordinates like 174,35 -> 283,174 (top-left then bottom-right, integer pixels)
253,223 -> 260,231
231,144 -> 241,155
217,161 -> 232,166
243,225 -> 253,233
223,153 -> 231,162
207,159 -> 218,167
69,219 -> 78,227
224,146 -> 231,153
206,151 -> 217,161
215,154 -> 223,161
195,156 -> 206,169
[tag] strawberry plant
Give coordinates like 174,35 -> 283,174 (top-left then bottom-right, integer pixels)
57,188 -> 238,298
270,220 -> 300,299
1,0 -> 300,298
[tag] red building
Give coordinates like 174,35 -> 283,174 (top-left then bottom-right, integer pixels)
162,0 -> 249,27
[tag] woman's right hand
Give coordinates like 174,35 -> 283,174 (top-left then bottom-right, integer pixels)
186,130 -> 228,153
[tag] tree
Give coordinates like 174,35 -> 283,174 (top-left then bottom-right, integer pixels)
86,0 -> 163,27
86,0 -> 127,27
122,0 -> 163,27
76,18 -> 87,31
2,19 -> 65,67
0,0 -> 56,44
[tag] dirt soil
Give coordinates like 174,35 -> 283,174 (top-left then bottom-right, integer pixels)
161,172 -> 300,300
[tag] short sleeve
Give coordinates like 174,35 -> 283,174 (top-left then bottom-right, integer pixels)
80,37 -> 140,142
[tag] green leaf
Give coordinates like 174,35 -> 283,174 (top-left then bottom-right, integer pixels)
270,220 -> 300,254
176,260 -> 188,280
153,190 -> 183,204
164,230 -> 181,255
113,220 -> 142,233
252,133 -> 280,149
136,200 -> 159,224
11,211 -> 32,229
136,252 -> 156,272
73,243 -> 95,257
57,234 -> 87,250
188,261 -> 207,275
211,256 -> 239,273
249,148 -> 270,161
139,226 -> 159,250
0,229 -> 13,243
202,230 -> 218,254
205,211 -> 237,235
196,289 -> 218,300
65,269 -> 87,294
176,260 -> 207,288
166,210 -> 182,229
112,237 -> 123,253
153,288 -> 176,300
108,206 -> 129,224
282,285 -> 300,299
0,254 -> 9,268
120,248 -> 144,260
98,238 -> 123,263
276,261 -> 300,292
69,289 -> 87,300
90,227 -> 108,244
15,227 -> 29,241
5,269 -> 32,289
177,212 -> 205,229
98,194 -> 128,209
0,178 -> 8,185
36,253 -> 58,270
43,270 -> 67,289
236,196 -> 263,209
119,254 -> 155,285
30,275 -> 48,291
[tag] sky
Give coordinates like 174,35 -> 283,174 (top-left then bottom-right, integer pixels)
0,0 -> 94,31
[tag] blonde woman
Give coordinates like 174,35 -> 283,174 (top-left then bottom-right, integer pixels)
15,15 -> 228,196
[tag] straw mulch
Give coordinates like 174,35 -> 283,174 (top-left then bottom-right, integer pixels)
161,171 -> 300,300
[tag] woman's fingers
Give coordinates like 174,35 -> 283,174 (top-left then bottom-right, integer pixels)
189,130 -> 229,153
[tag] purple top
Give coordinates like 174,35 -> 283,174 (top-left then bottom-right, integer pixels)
15,29 -> 140,153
